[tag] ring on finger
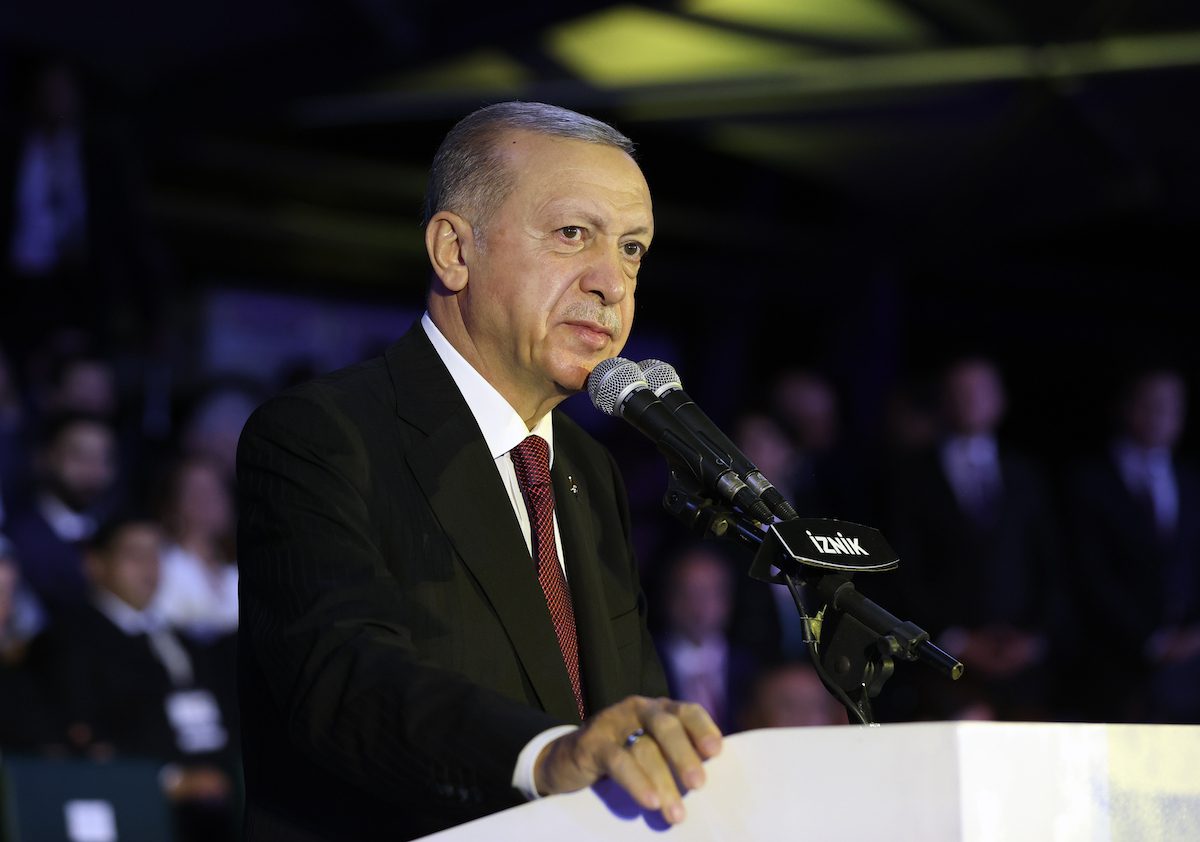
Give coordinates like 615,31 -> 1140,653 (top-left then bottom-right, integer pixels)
624,728 -> 646,748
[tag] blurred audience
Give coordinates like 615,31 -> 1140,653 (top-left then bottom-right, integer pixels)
1,58 -> 161,356
1067,367 -> 1200,723
35,514 -> 238,841
180,382 -> 262,479
883,357 -> 1060,721
4,412 -> 118,608
727,411 -> 810,664
153,455 -> 238,641
739,662 -> 848,729
770,369 -> 870,522
0,540 -> 60,752
653,544 -> 758,733
0,345 -> 31,526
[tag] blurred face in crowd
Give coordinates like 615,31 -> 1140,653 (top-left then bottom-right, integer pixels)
34,63 -> 80,129
1124,371 -> 1186,450
170,459 -> 234,539
85,523 -> 162,611
0,557 -> 17,629
735,413 -> 796,483
772,372 -> 838,451
42,420 -> 116,511
744,664 -> 846,729
428,132 -> 653,421
53,359 -> 117,417
666,550 -> 732,645
942,359 -> 1006,437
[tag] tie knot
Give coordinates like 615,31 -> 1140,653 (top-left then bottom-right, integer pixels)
510,435 -> 552,489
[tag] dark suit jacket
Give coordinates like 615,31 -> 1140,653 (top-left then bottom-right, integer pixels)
236,325 -> 667,841
4,504 -> 88,609
1066,453 -> 1200,721
32,602 -> 237,766
884,445 -> 1061,635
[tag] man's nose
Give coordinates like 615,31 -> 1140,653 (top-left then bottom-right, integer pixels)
582,244 -> 628,305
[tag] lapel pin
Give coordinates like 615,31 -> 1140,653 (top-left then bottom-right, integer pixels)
568,475 -> 579,495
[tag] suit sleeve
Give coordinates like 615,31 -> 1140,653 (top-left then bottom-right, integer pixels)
237,393 -> 564,811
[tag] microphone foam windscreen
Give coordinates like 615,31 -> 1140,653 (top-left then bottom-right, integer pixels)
638,359 -> 682,396
587,357 -> 643,416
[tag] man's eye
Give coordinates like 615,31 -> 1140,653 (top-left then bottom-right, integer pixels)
560,226 -> 583,240
622,242 -> 645,258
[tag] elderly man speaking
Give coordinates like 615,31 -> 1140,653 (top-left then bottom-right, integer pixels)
236,102 -> 722,841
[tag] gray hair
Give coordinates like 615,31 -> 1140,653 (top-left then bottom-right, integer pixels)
420,101 -> 635,233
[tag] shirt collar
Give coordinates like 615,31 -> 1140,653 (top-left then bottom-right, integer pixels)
37,493 -> 96,543
422,312 -> 554,462
1113,438 -> 1172,484
942,434 -> 998,466
93,589 -> 166,636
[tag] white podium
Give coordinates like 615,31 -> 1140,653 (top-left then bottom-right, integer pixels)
418,722 -> 1200,841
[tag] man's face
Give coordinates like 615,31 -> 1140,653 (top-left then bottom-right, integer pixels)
667,553 -> 732,643
1125,373 -> 1186,449
456,132 -> 653,403
44,421 -> 116,511
87,523 -> 162,612
943,361 -> 1005,436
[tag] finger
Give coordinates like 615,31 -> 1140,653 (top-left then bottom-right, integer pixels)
641,705 -> 708,792
629,731 -> 687,824
664,699 -> 723,759
595,739 -> 662,812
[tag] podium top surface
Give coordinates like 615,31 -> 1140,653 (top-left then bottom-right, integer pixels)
418,721 -> 1200,842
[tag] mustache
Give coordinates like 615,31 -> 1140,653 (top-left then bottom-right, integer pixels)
561,302 -> 622,335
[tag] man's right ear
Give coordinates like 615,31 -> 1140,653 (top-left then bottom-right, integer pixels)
424,212 -> 474,293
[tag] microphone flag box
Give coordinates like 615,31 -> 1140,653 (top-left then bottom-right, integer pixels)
750,518 -> 900,583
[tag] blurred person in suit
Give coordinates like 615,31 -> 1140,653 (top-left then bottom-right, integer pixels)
0,344 -> 31,528
237,102 -> 719,841
770,369 -> 870,523
152,455 -> 238,642
653,543 -> 758,733
4,412 -> 117,608
884,356 -> 1060,721
1067,366 -> 1200,723
726,411 -> 812,665
0,536 -> 60,752
35,514 -> 239,841
0,58 -> 160,357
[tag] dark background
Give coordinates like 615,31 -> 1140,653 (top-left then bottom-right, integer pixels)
4,0 -> 1199,490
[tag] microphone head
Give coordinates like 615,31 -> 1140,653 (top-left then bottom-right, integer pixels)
587,357 -> 649,417
638,359 -> 683,397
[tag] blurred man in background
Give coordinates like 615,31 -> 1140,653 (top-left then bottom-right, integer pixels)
35,514 -> 238,841
654,544 -> 757,733
884,356 -> 1060,721
4,412 -> 117,607
1068,367 -> 1200,723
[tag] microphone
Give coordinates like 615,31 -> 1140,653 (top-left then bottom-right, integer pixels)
588,358 -> 774,523
638,359 -> 799,522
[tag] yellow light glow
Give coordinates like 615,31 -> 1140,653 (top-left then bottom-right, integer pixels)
684,0 -> 932,45
546,5 -> 823,86
378,48 -> 529,93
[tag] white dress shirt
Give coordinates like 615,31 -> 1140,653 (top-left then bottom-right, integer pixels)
421,313 -> 578,800
1113,439 -> 1179,535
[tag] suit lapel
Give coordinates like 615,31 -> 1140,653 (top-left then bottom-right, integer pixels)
389,328 -> 580,722
552,431 -> 627,712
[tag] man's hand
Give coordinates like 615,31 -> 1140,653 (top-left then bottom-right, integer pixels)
533,696 -> 722,825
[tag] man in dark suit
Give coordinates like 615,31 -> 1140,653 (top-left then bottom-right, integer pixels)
237,102 -> 721,841
883,357 -> 1060,721
1068,367 -> 1200,723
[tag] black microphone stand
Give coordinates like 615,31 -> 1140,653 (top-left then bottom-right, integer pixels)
663,470 -> 963,725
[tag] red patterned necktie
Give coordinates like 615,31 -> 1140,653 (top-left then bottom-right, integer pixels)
509,435 -> 586,720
